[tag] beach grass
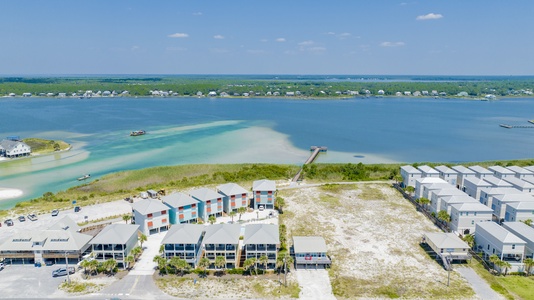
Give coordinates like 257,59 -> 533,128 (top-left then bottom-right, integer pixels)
22,138 -> 70,154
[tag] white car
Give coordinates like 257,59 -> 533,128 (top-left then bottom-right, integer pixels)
258,205 -> 265,211
27,214 -> 38,221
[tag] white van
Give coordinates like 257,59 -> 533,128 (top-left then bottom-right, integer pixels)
140,192 -> 148,199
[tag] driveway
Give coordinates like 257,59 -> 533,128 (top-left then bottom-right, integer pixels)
456,267 -> 505,300
295,269 -> 336,300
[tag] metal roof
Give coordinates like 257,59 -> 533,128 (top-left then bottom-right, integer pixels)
162,224 -> 204,244
244,224 -> 279,245
203,224 -> 241,245
252,179 -> 276,191
476,221 -> 526,244
468,166 -> 493,175
401,165 -> 421,174
217,183 -> 248,197
0,229 -> 92,252
503,177 -> 534,189
424,232 -> 469,249
493,194 -> 534,203
434,165 -> 457,174
502,222 -> 534,244
451,166 -> 476,175
417,165 -> 439,174
162,192 -> 198,208
483,176 -> 513,187
0,139 -> 30,152
506,166 -> 534,175
451,202 -> 493,212
506,201 -> 534,210
293,236 -> 328,254
131,199 -> 169,215
464,177 -> 492,187
90,224 -> 140,245
47,216 -> 81,232
189,188 -> 223,202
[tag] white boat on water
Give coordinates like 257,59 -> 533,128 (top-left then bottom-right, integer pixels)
77,174 -> 91,181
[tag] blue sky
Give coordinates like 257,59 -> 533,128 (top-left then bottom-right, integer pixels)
1,1 -> 533,75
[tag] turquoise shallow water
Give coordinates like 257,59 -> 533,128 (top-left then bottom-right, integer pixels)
1,96 -> 534,208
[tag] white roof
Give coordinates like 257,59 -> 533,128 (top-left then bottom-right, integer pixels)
451,202 -> 493,212
189,188 -> 222,202
506,166 -> 534,175
451,166 -> 476,175
90,224 -> 140,245
493,194 -> 534,203
524,166 -> 534,173
131,199 -> 169,215
480,187 -> 523,197
502,222 -> 534,243
468,165 -> 493,175
484,176 -> 513,187
252,179 -> 276,191
440,195 -> 477,205
476,222 -> 526,244
47,215 -> 81,232
244,224 -> 280,245
503,177 -> 534,189
401,165 -> 421,174
293,236 -> 328,254
217,183 -> 248,197
424,232 -> 469,249
415,177 -> 447,185
506,201 -> 534,210
161,224 -> 204,244
0,229 -> 92,252
464,177 -> 492,187
417,165 -> 439,175
434,165 -> 458,174
431,188 -> 467,197
488,166 -> 515,175
203,224 -> 241,244
162,192 -> 198,208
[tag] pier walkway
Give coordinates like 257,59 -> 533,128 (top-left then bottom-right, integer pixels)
500,123 -> 534,129
292,146 -> 327,182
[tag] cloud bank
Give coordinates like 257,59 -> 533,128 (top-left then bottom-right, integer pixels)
168,33 -> 189,38
416,13 -> 443,21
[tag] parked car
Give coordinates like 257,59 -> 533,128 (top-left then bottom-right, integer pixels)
52,267 -> 75,277
258,205 -> 265,211
27,213 -> 38,221
51,209 -> 59,217
74,206 -> 81,212
0,262 -> 4,271
4,219 -> 14,226
18,215 -> 26,222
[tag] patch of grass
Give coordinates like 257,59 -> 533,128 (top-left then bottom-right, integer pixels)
358,186 -> 385,200
23,138 -> 70,154
59,281 -> 100,294
496,275 -> 534,300
319,183 -> 357,193
318,193 -> 340,209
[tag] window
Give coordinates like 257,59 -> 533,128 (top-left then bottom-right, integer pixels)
192,203 -> 196,208
162,218 -> 167,223
512,244 -> 515,249
471,220 -> 474,225
147,213 -> 153,218
148,221 -> 153,227
487,245 -> 490,250
161,210 -> 167,215
474,212 -> 477,216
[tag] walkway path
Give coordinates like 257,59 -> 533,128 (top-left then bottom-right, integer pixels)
456,267 -> 505,300
295,270 -> 336,300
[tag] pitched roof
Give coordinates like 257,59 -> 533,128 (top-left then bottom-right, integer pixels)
0,139 -> 30,151
217,183 -> 248,197
293,236 -> 328,253
162,224 -> 204,244
502,222 -> 534,244
131,199 -> 169,215
483,176 -> 513,187
189,188 -> 222,202
90,224 -> 140,245
468,165 -> 493,175
244,224 -> 279,245
401,165 -> 421,174
464,177 -> 491,187
476,221 -> 526,244
0,229 -> 92,252
440,195 -> 477,205
451,166 -> 476,175
47,215 -> 81,232
415,177 -> 447,185
162,192 -> 198,208
524,166 -> 534,173
493,194 -> 534,203
431,188 -> 467,197
417,165 -> 439,175
203,224 -> 241,244
253,179 -> 276,191
451,202 -> 493,212
424,232 -> 469,249
435,165 -> 457,174
503,177 -> 534,189
488,165 -> 515,175
480,187 -> 523,197
506,201 -> 534,210
506,166 -> 534,175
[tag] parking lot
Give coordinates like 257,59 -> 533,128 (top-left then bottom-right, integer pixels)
0,263 -> 72,298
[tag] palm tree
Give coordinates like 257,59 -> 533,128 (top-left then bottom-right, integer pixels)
462,234 -> 475,249
437,210 -> 451,231
489,254 -> 500,271
103,259 -> 117,275
87,259 -> 99,276
259,255 -> 269,272
80,259 -> 91,278
523,219 -> 533,227
169,256 -> 189,276
243,258 -> 255,276
122,215 -> 131,224
500,261 -> 512,276
524,258 -> 534,276
405,186 -> 415,195
198,257 -> 211,277
275,197 -> 285,212
417,197 -> 431,210
131,246 -> 142,261
394,174 -> 403,185
238,207 -> 247,221
208,215 -> 216,225
125,255 -> 135,270
159,244 -> 165,254
139,234 -> 147,248
228,211 -> 237,223
153,255 -> 167,275
214,256 -> 226,275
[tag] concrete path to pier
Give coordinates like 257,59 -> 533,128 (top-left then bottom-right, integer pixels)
456,267 -> 505,300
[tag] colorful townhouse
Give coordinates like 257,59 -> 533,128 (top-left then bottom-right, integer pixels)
161,224 -> 204,267
252,179 -> 276,210
162,192 -> 199,224
131,199 -> 170,235
216,183 -> 249,213
189,188 -> 224,221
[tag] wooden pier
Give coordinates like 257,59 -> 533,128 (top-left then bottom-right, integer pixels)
292,146 -> 328,182
500,124 -> 534,129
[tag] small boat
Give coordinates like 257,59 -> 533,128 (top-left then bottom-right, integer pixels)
77,174 -> 91,181
130,130 -> 146,136
528,120 -> 534,125
499,124 -> 512,129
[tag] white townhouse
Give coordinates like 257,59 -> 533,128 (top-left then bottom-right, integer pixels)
504,202 -> 534,223
90,224 -> 140,269
0,139 -> 31,158
463,177 -> 492,200
131,199 -> 170,235
506,166 -> 534,180
450,202 -> 493,235
203,224 -> 241,269
435,165 -> 458,186
492,194 -> 534,220
216,183 -> 249,214
417,165 -> 440,178
429,188 -> 468,214
503,177 -> 534,194
161,224 -> 204,267
479,187 -> 523,208
488,165 -> 516,179
293,236 -> 331,269
400,165 -> 422,188
439,194 -> 478,215
475,221 -> 526,273
451,166 -> 477,190
423,232 -> 470,264
502,222 -> 534,262
469,166 -> 493,179
244,224 -> 280,269
414,177 -> 449,200
484,176 -> 513,189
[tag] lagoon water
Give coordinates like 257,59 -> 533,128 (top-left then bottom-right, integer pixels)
1,96 -> 534,208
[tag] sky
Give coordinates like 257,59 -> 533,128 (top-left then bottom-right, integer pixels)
1,0 -> 533,76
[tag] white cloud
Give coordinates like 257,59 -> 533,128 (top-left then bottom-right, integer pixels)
168,33 -> 189,38
339,33 -> 351,37
276,38 -> 286,42
213,35 -> 225,39
298,40 -> 314,46
380,41 -> 405,47
192,12 -> 202,16
416,13 -> 443,21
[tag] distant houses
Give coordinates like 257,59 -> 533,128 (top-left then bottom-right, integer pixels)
0,138 -> 31,158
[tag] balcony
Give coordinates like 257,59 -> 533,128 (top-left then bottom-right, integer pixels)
215,245 -> 225,251
226,245 -> 235,251
205,245 -> 215,251
185,245 -> 195,251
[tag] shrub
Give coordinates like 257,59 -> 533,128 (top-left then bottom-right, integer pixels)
227,268 -> 244,275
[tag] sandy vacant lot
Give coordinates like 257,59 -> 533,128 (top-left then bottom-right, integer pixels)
280,183 -> 476,299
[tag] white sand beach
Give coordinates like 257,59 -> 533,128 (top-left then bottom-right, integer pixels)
0,188 -> 23,200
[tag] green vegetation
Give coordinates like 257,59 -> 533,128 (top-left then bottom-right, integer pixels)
22,138 -> 70,154
467,260 -> 515,300
1,76 -> 533,98
59,281 -> 102,294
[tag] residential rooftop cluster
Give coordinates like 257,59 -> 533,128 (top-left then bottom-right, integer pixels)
401,164 -> 534,273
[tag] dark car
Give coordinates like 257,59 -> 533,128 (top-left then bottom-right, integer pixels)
18,215 -> 26,222
74,206 -> 81,212
4,219 -> 14,226
52,267 -> 75,277
51,209 -> 59,217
